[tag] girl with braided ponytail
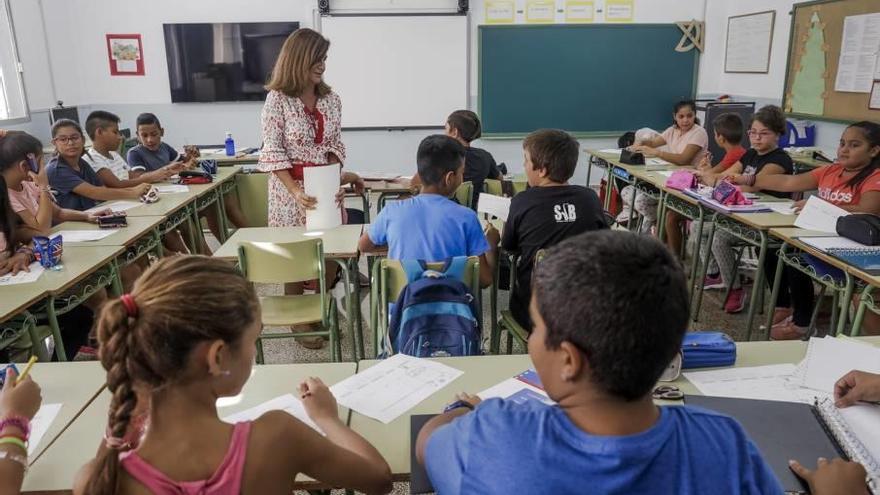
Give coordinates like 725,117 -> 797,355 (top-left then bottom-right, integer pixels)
75,255 -> 392,495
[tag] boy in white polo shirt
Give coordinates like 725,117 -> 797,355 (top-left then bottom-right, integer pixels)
82,110 -> 182,187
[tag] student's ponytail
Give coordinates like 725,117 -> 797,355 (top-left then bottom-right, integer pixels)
844,121 -> 880,191
83,298 -> 139,495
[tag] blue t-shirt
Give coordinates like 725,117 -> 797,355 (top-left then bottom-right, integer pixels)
426,400 -> 783,495
368,194 -> 490,261
46,156 -> 104,211
126,143 -> 180,172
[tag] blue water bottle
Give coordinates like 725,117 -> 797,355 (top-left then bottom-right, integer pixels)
224,131 -> 235,156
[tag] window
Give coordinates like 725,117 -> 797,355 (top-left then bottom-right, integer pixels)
0,0 -> 28,122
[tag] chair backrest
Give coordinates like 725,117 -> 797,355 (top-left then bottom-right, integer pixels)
454,181 -> 474,208
237,239 -> 324,285
484,179 -> 502,196
373,257 -> 481,356
235,173 -> 269,227
512,180 -> 528,195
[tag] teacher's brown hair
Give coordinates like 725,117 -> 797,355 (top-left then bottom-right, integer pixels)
265,28 -> 332,98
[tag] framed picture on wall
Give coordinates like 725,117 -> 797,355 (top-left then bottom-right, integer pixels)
106,34 -> 144,76
724,10 -> 775,73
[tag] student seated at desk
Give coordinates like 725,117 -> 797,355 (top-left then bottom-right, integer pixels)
445,110 -> 500,209
358,135 -> 497,288
46,119 -> 150,212
617,99 -> 709,232
416,230 -> 782,495
728,121 -> 880,337
664,112 -> 747,257
128,112 -> 250,248
74,256 -> 392,495
0,367 -> 43,495
694,105 -> 799,317
790,370 -> 878,495
488,129 -> 605,330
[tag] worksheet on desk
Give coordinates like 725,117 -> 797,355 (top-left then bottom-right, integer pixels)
54,230 -> 116,242
222,393 -> 321,433
0,263 -> 44,285
28,403 -> 61,456
330,354 -> 463,424
683,364 -> 824,404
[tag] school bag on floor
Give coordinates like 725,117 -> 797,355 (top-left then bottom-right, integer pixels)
383,257 -> 482,358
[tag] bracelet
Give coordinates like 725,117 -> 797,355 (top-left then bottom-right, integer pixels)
745,174 -> 757,187
0,437 -> 27,452
443,400 -> 475,414
0,415 -> 31,439
0,432 -> 27,444
0,450 -> 27,471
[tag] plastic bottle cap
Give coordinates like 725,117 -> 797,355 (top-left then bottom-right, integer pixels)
225,132 -> 232,138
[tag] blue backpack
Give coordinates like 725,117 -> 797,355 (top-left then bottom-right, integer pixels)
383,257 -> 482,358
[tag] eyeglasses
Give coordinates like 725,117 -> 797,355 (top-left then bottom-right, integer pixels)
652,385 -> 684,401
53,135 -> 82,144
747,130 -> 775,139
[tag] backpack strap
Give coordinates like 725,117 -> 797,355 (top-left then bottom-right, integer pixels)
442,256 -> 469,282
401,260 -> 428,284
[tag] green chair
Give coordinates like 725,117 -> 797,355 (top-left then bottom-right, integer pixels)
484,179 -> 503,196
497,249 -> 546,354
370,257 -> 481,357
235,173 -> 269,228
237,239 -> 341,363
454,181 -> 474,209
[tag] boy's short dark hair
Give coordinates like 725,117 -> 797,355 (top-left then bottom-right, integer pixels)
534,230 -> 689,401
712,113 -> 743,144
85,110 -> 121,140
523,129 -> 579,183
751,105 -> 786,136
136,112 -> 161,129
417,135 -> 465,186
447,110 -> 482,143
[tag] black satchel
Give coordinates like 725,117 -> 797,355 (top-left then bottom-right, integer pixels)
836,214 -> 880,246
620,148 -> 645,165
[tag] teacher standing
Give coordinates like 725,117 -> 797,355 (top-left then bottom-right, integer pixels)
258,28 -> 363,349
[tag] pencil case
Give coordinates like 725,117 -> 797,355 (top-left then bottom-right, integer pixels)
681,331 -> 736,369
837,214 -> 880,246
97,214 -> 128,229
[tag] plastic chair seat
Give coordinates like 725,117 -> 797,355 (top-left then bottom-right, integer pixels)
258,294 -> 327,327
499,310 -> 528,344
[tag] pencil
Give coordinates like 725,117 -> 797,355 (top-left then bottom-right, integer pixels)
16,356 -> 37,384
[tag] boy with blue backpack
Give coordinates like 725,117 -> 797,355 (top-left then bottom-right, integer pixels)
416,231 -> 783,494
358,134 -> 498,287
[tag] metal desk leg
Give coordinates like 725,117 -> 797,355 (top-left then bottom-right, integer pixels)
185,206 -> 199,253
656,191 -> 668,242
851,286 -> 873,337
216,191 -> 230,244
603,168 -> 614,211
626,180 -> 638,232
687,208 -> 705,300
836,274 -> 854,336
489,251 -> 501,354
332,258 -> 357,362
744,232 -> 770,341
45,298 -> 67,361
370,260 -> 380,358
349,257 -> 365,361
360,193 -> 370,224
109,259 -> 123,297
763,245 -> 787,340
691,220 -> 716,322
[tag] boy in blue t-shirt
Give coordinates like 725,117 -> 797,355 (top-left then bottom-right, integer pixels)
416,230 -> 784,495
358,135 -> 497,287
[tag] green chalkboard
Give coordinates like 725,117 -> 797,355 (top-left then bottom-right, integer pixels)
479,24 -> 700,138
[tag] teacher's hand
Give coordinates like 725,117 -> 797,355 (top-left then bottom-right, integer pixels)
293,189 -> 318,210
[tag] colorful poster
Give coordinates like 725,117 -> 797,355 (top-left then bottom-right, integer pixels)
485,0 -> 516,24
526,0 -> 556,23
605,0 -> 634,23
106,34 -> 144,76
565,0 -> 594,23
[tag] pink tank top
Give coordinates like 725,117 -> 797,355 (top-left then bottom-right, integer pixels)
119,421 -> 251,495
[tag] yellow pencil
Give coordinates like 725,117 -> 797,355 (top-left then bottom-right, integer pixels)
16,356 -> 37,384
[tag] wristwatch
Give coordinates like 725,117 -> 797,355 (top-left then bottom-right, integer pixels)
443,400 -> 475,414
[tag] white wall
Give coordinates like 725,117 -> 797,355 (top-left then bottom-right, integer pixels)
7,0 -> 710,185
697,0 -> 846,155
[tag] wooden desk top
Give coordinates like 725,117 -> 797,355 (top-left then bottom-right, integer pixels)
364,179 -> 414,193
213,224 -> 364,260
51,216 -> 164,248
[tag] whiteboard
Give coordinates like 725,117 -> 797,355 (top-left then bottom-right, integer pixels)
320,15 -> 468,128
724,10 -> 776,73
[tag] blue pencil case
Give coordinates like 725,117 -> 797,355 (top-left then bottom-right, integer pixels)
681,332 -> 736,369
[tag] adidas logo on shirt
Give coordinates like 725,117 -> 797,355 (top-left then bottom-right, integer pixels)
818,188 -> 853,204
554,203 -> 577,223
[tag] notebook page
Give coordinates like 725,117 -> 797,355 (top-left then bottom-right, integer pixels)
801,337 -> 880,393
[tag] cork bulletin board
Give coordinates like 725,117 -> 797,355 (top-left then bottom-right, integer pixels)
782,0 -> 880,123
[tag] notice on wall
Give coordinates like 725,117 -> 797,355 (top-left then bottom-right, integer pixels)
565,1 -> 594,23
526,0 -> 556,23
485,0 -> 516,24
604,0 -> 634,23
834,13 -> 880,93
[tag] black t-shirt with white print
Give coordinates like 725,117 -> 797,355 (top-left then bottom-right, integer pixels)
501,185 -> 606,328
740,147 -> 794,199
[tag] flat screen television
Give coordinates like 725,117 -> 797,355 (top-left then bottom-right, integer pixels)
163,22 -> 299,103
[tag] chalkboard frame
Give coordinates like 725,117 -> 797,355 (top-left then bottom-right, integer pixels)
477,23 -> 700,139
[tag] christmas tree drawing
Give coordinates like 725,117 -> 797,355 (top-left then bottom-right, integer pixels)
789,12 -> 826,115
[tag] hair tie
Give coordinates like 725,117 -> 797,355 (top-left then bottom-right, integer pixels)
120,294 -> 138,318
103,431 -> 131,450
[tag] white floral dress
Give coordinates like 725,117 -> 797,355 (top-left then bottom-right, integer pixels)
258,90 -> 346,227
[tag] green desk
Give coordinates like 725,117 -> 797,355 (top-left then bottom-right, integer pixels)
692,209 -> 798,340
200,151 -> 259,166
187,166 -> 241,244
23,362 -> 354,493
365,179 -> 414,214
213,225 -> 365,361
51,216 -> 165,266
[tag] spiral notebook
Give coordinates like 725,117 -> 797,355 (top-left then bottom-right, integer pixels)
799,236 -> 880,274
686,395 -> 880,494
